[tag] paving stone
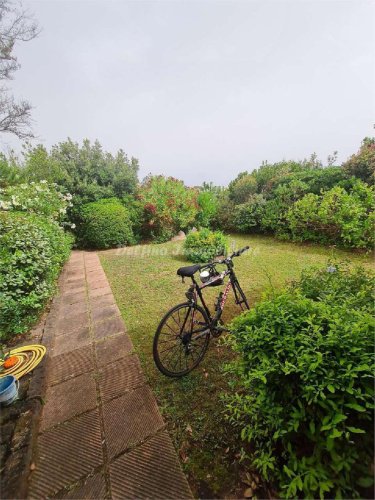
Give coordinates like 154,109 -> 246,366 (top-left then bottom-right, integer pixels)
110,431 -> 192,500
102,385 -> 164,459
91,304 -> 120,323
65,270 -> 85,280
62,282 -> 85,293
86,268 -> 106,278
49,346 -> 94,385
41,372 -> 97,431
61,285 -> 86,297
89,286 -> 112,299
88,279 -> 109,291
29,410 -> 103,499
57,300 -> 88,320
98,355 -> 144,401
55,311 -> 89,336
86,264 -> 105,272
93,315 -> 126,340
90,294 -> 117,310
95,333 -> 133,367
52,327 -> 91,357
55,470 -> 107,499
64,276 -> 86,286
60,290 -> 87,306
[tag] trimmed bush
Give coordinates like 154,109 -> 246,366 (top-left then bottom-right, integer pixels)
79,198 -> 134,249
224,263 -> 374,499
183,228 -> 228,263
0,212 -> 73,339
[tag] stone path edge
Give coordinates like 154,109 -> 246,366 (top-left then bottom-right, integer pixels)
20,251 -> 193,500
1,273 -> 64,499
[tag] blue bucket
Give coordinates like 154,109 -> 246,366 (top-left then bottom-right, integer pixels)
0,375 -> 19,406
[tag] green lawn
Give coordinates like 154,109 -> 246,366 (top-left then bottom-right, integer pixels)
100,234 -> 374,498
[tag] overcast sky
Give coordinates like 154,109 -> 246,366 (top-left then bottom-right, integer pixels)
5,0 -> 375,186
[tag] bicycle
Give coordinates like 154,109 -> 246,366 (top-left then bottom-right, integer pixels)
153,246 -> 250,377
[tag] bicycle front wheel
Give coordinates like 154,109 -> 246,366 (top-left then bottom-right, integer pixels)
153,302 -> 210,377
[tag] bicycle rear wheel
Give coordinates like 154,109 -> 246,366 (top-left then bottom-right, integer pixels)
153,302 -> 210,377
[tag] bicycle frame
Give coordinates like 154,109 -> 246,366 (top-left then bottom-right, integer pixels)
184,262 -> 247,337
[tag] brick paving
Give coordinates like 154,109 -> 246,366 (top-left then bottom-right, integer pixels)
28,251 -> 192,499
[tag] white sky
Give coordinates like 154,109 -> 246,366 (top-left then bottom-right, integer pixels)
4,0 -> 375,186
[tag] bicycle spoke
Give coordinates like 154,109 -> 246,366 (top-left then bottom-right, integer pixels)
163,321 -> 179,335
162,345 -> 181,368
154,304 -> 210,376
158,342 -> 181,355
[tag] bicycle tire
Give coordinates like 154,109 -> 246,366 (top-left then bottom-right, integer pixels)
153,302 -> 210,377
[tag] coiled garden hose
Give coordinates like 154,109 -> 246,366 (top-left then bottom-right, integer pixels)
0,345 -> 46,380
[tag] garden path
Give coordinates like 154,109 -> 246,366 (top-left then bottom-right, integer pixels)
27,251 -> 192,499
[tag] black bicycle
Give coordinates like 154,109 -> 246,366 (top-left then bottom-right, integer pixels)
153,246 -> 250,377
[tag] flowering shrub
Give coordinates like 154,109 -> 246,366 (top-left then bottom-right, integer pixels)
139,175 -> 198,242
224,263 -> 374,499
0,181 -> 73,227
183,228 -> 228,263
0,212 -> 73,339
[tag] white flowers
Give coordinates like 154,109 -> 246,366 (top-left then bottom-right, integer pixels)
0,200 -> 11,210
327,265 -> 337,273
0,181 -> 73,227
70,223 -> 76,229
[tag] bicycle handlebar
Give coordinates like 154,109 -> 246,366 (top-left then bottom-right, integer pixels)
230,245 -> 250,258
210,246 -> 250,266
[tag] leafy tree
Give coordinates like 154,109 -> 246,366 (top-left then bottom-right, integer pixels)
49,138 -> 139,202
252,161 -> 305,195
342,137 -> 375,185
22,144 -> 66,183
228,172 -> 257,203
0,0 -> 39,139
0,150 -> 23,186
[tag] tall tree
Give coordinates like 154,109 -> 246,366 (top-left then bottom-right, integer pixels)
0,0 -> 39,139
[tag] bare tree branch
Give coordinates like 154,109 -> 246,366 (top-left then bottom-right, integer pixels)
0,0 -> 39,139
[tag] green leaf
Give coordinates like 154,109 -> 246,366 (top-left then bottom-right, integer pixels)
347,426 -> 365,434
357,476 -> 374,488
329,428 -> 343,439
327,384 -> 335,393
345,403 -> 366,412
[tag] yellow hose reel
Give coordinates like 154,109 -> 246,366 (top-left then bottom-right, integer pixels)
0,344 -> 46,380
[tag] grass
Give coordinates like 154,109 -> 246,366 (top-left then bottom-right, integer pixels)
100,234 -> 374,498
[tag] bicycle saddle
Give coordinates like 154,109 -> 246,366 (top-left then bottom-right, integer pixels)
177,264 -> 201,277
